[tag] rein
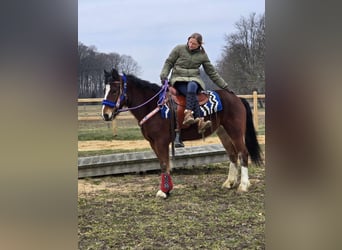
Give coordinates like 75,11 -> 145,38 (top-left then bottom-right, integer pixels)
119,78 -> 169,113
137,79 -> 169,125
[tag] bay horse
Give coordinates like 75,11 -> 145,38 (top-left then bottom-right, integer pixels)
101,68 -> 263,198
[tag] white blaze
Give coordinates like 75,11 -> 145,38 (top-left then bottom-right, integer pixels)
102,85 -> 111,115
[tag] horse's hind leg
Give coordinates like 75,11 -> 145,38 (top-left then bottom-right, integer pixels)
216,126 -> 239,189
217,126 -> 251,192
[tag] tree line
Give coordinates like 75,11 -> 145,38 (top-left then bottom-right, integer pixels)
78,43 -> 141,98
78,12 -> 265,98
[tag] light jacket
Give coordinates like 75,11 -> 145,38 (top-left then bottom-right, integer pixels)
160,44 -> 228,90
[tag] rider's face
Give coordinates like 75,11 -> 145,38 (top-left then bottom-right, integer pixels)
188,38 -> 200,50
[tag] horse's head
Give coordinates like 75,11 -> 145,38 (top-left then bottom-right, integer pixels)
101,68 -> 127,121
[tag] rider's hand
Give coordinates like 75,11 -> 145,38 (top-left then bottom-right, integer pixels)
161,78 -> 168,85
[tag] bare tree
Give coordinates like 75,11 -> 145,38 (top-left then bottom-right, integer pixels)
119,55 -> 141,75
107,52 -> 121,70
217,12 -> 265,94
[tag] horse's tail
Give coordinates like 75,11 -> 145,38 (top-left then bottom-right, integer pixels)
240,98 -> 263,166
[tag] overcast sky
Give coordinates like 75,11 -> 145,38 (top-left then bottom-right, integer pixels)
78,0 -> 265,83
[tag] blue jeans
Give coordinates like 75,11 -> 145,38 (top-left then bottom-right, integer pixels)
174,81 -> 199,96
174,81 -> 201,117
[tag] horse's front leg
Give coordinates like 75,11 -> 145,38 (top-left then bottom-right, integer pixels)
149,140 -> 173,199
156,161 -> 173,199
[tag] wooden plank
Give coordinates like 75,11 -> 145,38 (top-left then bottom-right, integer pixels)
78,98 -> 103,103
78,116 -> 103,121
78,144 -> 229,178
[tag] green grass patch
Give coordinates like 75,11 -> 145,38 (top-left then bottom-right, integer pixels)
78,127 -> 144,141
257,124 -> 265,135
78,148 -> 152,157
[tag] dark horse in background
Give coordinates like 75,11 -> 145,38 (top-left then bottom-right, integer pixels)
101,68 -> 263,198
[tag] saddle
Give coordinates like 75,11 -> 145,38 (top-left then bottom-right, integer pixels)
168,86 -> 209,130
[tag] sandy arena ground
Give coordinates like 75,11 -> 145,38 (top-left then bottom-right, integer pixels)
78,137 -> 222,151
78,135 -> 265,151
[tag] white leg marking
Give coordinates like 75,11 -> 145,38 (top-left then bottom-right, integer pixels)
222,162 -> 238,189
156,190 -> 167,199
238,166 -> 251,192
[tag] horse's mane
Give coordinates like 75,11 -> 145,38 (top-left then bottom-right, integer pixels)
126,74 -> 161,93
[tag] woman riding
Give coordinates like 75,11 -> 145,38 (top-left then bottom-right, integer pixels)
160,32 -> 231,147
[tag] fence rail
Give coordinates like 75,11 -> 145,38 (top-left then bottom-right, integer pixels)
78,91 -> 265,133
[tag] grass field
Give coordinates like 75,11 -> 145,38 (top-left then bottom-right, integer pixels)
78,163 -> 265,249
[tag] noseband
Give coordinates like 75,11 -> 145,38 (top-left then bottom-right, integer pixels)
102,74 -> 127,110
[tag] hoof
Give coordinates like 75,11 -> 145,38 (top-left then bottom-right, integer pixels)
156,190 -> 168,199
237,182 -> 251,193
222,180 -> 238,189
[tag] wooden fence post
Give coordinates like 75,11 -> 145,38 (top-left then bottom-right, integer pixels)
253,91 -> 258,131
112,119 -> 117,136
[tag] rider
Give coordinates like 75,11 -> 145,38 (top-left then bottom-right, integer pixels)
160,32 -> 231,147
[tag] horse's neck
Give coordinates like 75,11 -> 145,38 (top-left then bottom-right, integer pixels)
128,88 -> 157,120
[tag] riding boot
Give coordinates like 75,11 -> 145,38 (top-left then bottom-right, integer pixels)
183,109 -> 196,125
183,93 -> 200,125
197,117 -> 212,134
174,130 -> 184,148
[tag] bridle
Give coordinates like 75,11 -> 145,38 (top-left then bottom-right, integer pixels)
102,74 -> 169,120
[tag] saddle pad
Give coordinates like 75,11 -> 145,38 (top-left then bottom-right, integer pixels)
161,90 -> 222,118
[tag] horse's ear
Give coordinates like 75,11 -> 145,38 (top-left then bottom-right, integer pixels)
104,69 -> 109,76
111,68 -> 120,79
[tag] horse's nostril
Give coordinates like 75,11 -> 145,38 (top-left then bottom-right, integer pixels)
103,114 -> 109,120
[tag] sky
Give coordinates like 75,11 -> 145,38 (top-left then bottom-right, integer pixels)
78,0 -> 265,83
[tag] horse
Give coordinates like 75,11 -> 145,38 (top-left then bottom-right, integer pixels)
101,68 -> 263,198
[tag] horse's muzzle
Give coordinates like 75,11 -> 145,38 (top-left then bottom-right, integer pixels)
102,113 -> 112,121
102,108 -> 120,121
